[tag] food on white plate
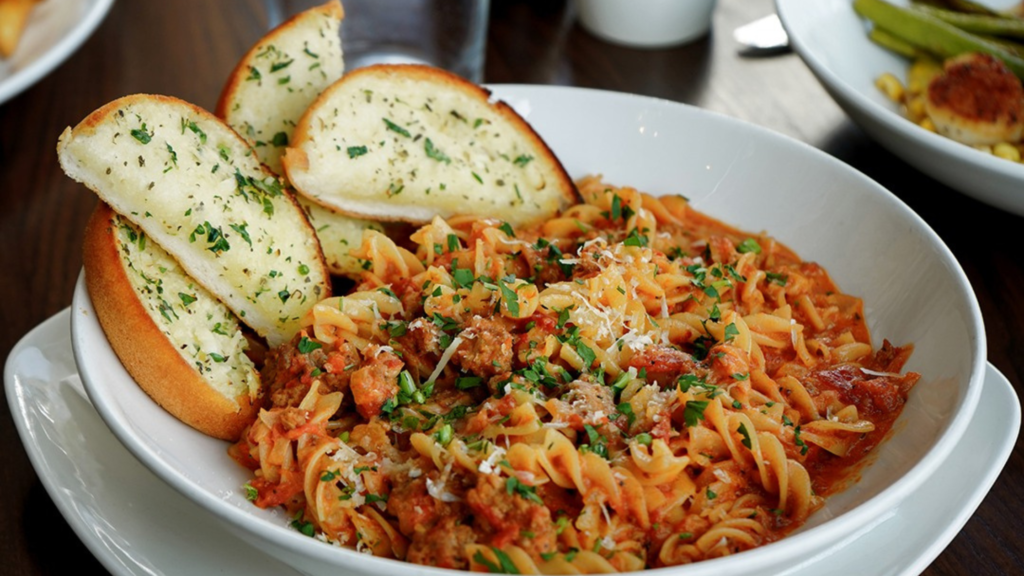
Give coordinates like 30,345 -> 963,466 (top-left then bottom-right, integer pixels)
58,2 -> 920,568
282,64 -> 579,226
857,0 -> 1024,162
83,202 -> 260,440
57,93 -> 331,347
217,0 -> 385,277
0,0 -> 40,58
231,177 -> 920,570
925,52 -> 1024,145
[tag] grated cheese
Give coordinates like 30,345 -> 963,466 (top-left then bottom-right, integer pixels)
426,335 -> 464,385
478,446 -> 507,475
860,367 -> 901,378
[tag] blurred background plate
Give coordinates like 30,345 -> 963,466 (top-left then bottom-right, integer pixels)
0,0 -> 114,106
777,0 -> 1024,217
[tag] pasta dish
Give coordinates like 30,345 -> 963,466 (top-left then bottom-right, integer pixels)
230,177 -> 920,572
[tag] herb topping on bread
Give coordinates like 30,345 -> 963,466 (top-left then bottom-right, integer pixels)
283,64 -> 578,226
58,94 -> 331,346
83,203 -> 260,440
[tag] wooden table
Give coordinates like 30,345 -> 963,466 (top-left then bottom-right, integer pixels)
1,0 -> 1021,574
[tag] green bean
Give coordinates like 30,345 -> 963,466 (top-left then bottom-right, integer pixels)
853,0 -> 1024,78
869,27 -> 926,58
977,34 -> 1024,58
914,5 -> 1024,39
911,0 -> 1001,17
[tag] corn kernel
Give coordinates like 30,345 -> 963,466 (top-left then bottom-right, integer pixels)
918,118 -> 936,132
993,142 -> 1021,162
907,57 -> 942,94
906,97 -> 927,122
875,73 -> 905,103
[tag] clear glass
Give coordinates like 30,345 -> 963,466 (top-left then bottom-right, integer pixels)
266,0 -> 489,83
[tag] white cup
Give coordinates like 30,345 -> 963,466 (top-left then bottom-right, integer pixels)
577,0 -> 716,48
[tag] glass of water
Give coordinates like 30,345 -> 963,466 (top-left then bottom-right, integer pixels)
266,0 -> 490,83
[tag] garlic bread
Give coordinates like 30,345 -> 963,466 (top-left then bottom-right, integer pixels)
83,202 -> 260,440
216,0 -> 345,175
58,94 -> 330,347
283,64 -> 578,226
217,0 -> 381,277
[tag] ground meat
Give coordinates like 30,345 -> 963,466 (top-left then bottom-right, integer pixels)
388,475 -> 439,536
570,240 -> 608,280
349,345 -> 403,419
262,332 -> 360,409
556,378 -> 617,432
394,318 -> 444,380
809,364 -> 909,416
453,316 -> 513,378
523,241 -> 573,286
466,474 -> 557,557
406,515 -> 477,569
464,393 -> 518,435
626,345 -> 697,388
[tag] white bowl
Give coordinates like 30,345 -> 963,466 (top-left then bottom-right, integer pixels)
72,85 -> 986,575
777,0 -> 1024,217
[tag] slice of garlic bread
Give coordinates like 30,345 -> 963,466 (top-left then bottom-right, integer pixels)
217,0 -> 381,277
83,202 -> 260,440
216,0 -> 344,175
58,94 -> 330,347
283,64 -> 578,226
298,196 -> 385,274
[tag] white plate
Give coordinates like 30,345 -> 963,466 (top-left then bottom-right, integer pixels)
0,0 -> 114,106
776,0 -> 1024,217
5,309 -> 300,576
6,308 -> 1018,575
70,85 -> 986,575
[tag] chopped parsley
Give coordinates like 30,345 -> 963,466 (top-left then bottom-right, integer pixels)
474,548 -> 520,574
623,228 -> 649,247
498,278 -> 521,317
737,422 -> 752,449
684,400 -> 709,427
505,476 -> 543,504
383,118 -> 411,137
737,238 -> 762,254
297,336 -> 322,354
130,123 -> 152,144
424,138 -> 451,163
512,154 -> 533,167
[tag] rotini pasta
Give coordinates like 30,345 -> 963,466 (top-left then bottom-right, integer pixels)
231,177 -> 920,572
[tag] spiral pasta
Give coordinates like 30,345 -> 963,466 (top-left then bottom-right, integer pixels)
232,177 -> 920,572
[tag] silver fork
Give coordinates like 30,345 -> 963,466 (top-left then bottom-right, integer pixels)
733,13 -> 790,55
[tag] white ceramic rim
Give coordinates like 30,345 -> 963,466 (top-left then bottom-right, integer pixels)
0,0 -> 115,106
71,84 -> 987,576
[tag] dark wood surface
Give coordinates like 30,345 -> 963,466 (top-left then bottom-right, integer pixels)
1,0 -> 1021,574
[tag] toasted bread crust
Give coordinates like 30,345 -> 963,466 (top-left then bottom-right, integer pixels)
83,202 -> 260,441
284,64 -> 579,225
